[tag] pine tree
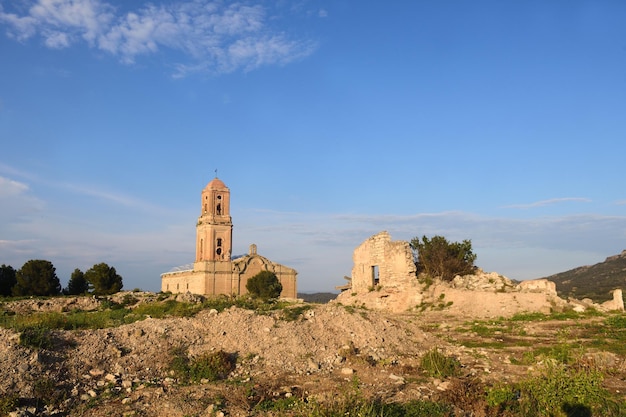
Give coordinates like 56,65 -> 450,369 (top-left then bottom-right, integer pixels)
65,268 -> 89,295
13,260 -> 61,296
84,263 -> 123,295
0,264 -> 17,296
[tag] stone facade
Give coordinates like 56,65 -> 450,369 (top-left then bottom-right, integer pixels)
350,231 -> 416,293
338,231 -> 624,316
161,178 -> 297,298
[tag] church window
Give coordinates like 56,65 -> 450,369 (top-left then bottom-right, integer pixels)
216,203 -> 221,215
217,238 -> 222,247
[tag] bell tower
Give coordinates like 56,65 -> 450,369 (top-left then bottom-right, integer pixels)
195,177 -> 232,262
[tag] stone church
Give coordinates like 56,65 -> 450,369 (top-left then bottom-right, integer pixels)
161,177 -> 297,298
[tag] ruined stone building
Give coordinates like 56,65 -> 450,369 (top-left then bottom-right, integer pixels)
161,178 -> 297,298
339,231 -> 417,293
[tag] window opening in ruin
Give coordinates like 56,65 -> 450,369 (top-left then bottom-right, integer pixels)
216,203 -> 221,215
216,248 -> 222,255
200,239 -> 203,259
217,238 -> 222,247
372,265 -> 380,286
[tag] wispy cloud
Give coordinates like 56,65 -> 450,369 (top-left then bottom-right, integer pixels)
0,175 -> 44,221
0,176 -> 29,197
0,0 -> 317,76
502,197 -> 592,209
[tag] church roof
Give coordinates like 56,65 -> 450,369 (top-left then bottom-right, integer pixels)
204,177 -> 228,190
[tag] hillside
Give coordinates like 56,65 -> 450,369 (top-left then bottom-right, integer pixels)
1,291 -> 626,416
543,250 -> 626,302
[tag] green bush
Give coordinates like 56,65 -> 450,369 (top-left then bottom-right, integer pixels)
33,378 -> 65,407
245,271 -> 283,300
0,393 -> 19,414
419,348 -> 461,378
280,305 -> 312,321
19,326 -> 54,349
170,348 -> 235,383
518,362 -> 609,417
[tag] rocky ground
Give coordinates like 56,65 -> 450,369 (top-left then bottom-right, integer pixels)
1,284 -> 625,417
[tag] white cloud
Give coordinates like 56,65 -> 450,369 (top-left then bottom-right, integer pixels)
0,0 -> 316,75
0,176 -> 29,197
502,197 -> 592,209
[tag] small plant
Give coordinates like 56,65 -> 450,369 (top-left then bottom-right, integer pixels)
518,361 -> 609,417
280,305 -> 312,321
33,378 -> 65,407
0,393 -> 19,414
420,348 -> 461,378
120,293 -> 138,307
170,348 -> 235,383
19,326 -> 54,349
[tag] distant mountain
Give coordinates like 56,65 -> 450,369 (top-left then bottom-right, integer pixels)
298,292 -> 338,303
543,250 -> 626,303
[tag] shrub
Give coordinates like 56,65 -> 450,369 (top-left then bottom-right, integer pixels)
419,348 -> 461,378
0,393 -> 19,414
33,378 -> 65,407
245,271 -> 282,300
170,348 -> 235,383
518,362 -> 608,417
280,304 -> 312,321
19,326 -> 54,349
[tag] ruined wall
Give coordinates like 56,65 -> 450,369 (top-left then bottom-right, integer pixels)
351,231 -> 416,293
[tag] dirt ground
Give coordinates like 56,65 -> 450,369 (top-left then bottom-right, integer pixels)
1,291 -> 625,417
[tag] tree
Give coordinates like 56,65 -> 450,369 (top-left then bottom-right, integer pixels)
64,268 -> 89,295
410,235 -> 477,281
84,263 -> 123,295
13,260 -> 61,296
0,264 -> 17,296
245,270 -> 283,300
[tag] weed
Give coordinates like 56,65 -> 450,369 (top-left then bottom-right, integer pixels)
517,361 -> 609,417
440,377 -> 488,415
170,348 -> 235,383
280,305 -> 312,321
0,393 -> 19,414
33,378 -> 66,407
19,326 -> 54,349
419,348 -> 461,378
343,305 -> 356,314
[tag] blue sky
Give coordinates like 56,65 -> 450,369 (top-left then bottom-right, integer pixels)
1,1 -> 625,293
